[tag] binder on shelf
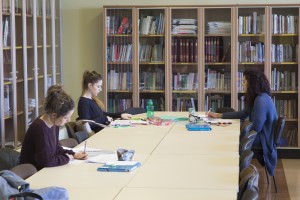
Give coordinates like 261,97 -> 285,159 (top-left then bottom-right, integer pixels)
97,161 -> 141,172
185,123 -> 211,131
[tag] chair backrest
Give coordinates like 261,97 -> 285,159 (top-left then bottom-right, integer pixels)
241,187 -> 259,200
240,120 -> 253,141
10,163 -> 37,179
65,122 -> 77,139
239,131 -> 257,155
215,107 -> 235,113
59,138 -> 79,148
75,131 -> 89,144
124,107 -> 146,115
274,116 -> 286,146
0,148 -> 20,171
239,164 -> 259,200
240,150 -> 254,172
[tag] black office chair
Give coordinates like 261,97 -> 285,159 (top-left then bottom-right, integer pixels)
240,150 -> 254,172
252,116 -> 285,193
65,122 -> 90,143
240,120 -> 253,141
238,164 -> 259,200
241,187 -> 259,200
239,130 -> 257,155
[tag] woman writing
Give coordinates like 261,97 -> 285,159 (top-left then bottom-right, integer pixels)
77,70 -> 132,133
20,85 -> 87,170
207,69 -> 278,176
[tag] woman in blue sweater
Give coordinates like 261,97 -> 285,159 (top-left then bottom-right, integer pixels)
207,69 -> 278,176
77,71 -> 132,133
20,85 -> 87,170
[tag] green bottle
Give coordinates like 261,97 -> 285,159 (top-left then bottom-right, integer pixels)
146,99 -> 154,118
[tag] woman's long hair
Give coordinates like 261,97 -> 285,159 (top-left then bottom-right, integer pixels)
244,69 -> 271,109
82,70 -> 104,109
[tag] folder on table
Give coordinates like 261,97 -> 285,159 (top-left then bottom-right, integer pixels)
97,161 -> 141,172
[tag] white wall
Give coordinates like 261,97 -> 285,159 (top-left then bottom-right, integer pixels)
61,0 -> 300,120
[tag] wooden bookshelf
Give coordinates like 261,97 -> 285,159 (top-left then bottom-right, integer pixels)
0,0 -> 62,148
103,5 -> 300,148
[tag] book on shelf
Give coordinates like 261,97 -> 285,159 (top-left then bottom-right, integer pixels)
97,161 -> 141,172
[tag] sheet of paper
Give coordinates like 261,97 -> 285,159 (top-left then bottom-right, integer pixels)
87,153 -> 118,164
105,160 -> 139,166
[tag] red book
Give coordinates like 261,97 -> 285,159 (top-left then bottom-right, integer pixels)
117,17 -> 129,34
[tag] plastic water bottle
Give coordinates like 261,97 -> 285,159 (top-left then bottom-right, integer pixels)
146,99 -> 154,119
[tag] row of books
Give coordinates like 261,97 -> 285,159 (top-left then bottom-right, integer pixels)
271,44 -> 296,63
238,12 -> 265,34
171,18 -> 197,34
281,127 -> 297,147
173,72 -> 198,91
271,69 -> 297,91
207,21 -> 231,34
204,95 -> 224,112
205,69 -> 231,90
139,13 -> 165,35
140,70 -> 165,91
205,37 -> 223,63
107,70 -> 132,91
106,44 -> 132,62
272,14 -> 298,34
106,16 -> 132,35
172,97 -> 197,112
238,41 -> 265,63
139,44 -> 164,62
107,98 -> 132,113
273,98 -> 297,118
171,38 -> 198,63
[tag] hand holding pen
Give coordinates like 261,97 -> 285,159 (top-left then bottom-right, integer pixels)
206,108 -> 221,118
73,141 -> 88,160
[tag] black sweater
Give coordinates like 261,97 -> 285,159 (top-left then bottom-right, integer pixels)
77,97 -> 122,132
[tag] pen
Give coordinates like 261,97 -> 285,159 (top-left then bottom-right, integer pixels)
206,108 -> 212,116
83,141 -> 87,154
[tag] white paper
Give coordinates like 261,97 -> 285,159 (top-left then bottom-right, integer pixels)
87,153 -> 118,164
105,160 -> 139,166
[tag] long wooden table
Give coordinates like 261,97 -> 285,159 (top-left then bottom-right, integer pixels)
26,112 -> 240,199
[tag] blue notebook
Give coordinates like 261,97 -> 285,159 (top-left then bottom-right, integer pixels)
97,161 -> 141,172
185,123 -> 211,131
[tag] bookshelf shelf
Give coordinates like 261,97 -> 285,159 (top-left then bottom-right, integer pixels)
104,5 -> 300,148
108,90 -> 132,93
1,0 -> 62,148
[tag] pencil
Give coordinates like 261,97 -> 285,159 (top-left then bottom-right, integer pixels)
83,141 -> 87,153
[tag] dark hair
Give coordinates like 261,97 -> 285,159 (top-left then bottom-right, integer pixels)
44,85 -> 74,118
82,70 -> 102,94
243,69 -> 271,109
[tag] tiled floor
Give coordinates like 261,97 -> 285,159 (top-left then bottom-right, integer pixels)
283,159 -> 300,200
